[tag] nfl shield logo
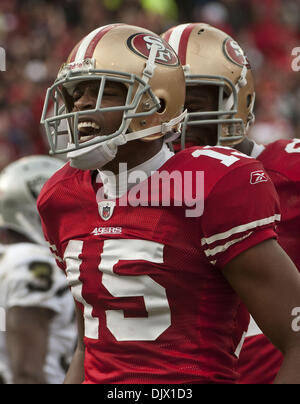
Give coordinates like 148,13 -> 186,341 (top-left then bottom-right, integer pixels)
98,200 -> 116,221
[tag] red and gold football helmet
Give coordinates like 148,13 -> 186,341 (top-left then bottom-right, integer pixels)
162,23 -> 255,148
41,24 -> 186,169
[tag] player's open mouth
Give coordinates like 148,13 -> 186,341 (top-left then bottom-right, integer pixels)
78,121 -> 101,143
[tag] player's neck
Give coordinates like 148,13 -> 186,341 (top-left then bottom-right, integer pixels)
234,137 -> 254,156
97,143 -> 174,199
101,138 -> 164,175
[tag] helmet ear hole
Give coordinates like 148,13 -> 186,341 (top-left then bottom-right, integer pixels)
158,98 -> 166,114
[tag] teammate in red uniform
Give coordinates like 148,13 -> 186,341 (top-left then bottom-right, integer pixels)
162,22 -> 300,384
38,24 -> 300,384
237,139 -> 300,383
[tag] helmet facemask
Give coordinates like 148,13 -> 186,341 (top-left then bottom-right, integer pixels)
41,62 -> 161,156
162,23 -> 256,151
41,25 -> 187,170
181,72 -> 246,150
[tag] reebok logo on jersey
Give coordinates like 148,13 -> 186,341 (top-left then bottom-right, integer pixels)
250,170 -> 269,185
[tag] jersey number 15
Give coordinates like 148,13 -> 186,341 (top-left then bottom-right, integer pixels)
64,239 -> 171,341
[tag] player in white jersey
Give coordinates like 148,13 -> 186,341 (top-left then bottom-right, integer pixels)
0,241 -> 76,384
0,156 -> 77,384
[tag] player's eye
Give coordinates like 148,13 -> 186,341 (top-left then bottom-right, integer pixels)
103,85 -> 123,97
90,83 -> 101,97
103,90 -> 118,96
72,89 -> 83,102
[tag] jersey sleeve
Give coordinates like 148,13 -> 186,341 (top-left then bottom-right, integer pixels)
42,220 -> 66,273
280,139 -> 300,187
200,161 -> 281,268
6,260 -> 68,314
38,193 -> 66,273
37,162 -> 77,273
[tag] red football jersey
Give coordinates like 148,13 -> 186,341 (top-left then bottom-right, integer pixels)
38,145 -> 280,384
238,139 -> 300,384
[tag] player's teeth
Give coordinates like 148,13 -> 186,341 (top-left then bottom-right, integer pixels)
79,135 -> 95,143
78,121 -> 100,130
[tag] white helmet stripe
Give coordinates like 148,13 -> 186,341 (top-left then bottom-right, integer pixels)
75,25 -> 110,62
166,23 -> 190,54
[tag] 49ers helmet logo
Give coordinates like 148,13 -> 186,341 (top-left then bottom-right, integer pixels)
127,33 -> 179,67
223,38 -> 250,68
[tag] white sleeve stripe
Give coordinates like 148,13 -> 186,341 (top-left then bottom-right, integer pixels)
234,331 -> 247,358
52,253 -> 64,263
46,242 -> 63,263
201,214 -> 281,247
47,242 -> 57,251
246,316 -> 263,338
204,232 -> 253,258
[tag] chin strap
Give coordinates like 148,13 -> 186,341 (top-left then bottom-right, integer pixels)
122,109 -> 187,143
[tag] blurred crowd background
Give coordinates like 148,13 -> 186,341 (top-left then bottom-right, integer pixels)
0,0 -> 299,169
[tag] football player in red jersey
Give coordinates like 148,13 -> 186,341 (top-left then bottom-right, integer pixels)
38,24 -> 300,384
162,22 -> 300,384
